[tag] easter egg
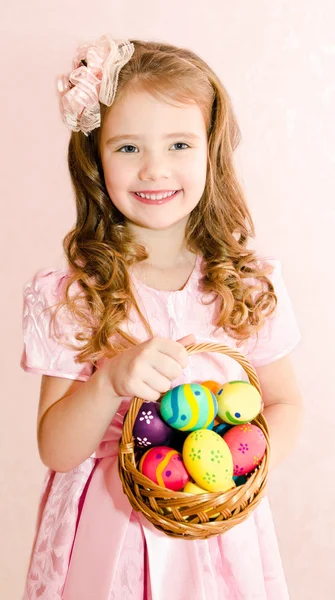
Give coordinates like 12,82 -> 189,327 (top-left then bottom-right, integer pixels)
184,480 -> 235,494
183,481 -> 210,495
223,423 -> 266,476
201,380 -> 222,395
160,383 -> 218,431
183,429 -> 234,492
183,481 -> 236,518
216,381 -> 261,425
233,475 -> 248,486
139,446 -> 190,491
183,481 -> 219,518
213,422 -> 233,436
133,402 -> 174,449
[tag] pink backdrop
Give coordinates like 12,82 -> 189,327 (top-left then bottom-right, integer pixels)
2,1 -> 334,598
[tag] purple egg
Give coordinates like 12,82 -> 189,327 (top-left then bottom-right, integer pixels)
133,402 -> 174,449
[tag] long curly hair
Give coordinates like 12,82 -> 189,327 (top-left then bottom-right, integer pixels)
50,39 -> 277,366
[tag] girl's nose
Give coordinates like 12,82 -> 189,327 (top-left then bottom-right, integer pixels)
138,155 -> 171,181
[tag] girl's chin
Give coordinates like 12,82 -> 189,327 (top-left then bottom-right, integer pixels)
126,215 -> 189,231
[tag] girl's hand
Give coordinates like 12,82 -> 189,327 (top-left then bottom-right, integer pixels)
103,334 -> 196,401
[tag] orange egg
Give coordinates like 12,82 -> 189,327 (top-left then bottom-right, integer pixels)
201,380 -> 222,396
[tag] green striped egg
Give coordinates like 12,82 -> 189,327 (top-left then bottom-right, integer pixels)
159,383 -> 218,432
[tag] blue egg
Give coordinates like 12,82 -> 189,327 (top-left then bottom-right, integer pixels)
213,422 -> 233,436
159,383 -> 218,432
233,475 -> 248,486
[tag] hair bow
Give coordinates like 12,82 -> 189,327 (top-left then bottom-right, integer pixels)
57,34 -> 135,135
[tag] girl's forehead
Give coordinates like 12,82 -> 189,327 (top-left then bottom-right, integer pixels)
101,89 -> 206,139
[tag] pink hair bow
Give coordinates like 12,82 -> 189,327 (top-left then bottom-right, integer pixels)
57,35 -> 135,135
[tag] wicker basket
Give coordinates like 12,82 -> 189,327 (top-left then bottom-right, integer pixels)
118,342 -> 270,540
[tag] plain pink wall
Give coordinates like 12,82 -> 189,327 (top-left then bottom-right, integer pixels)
2,1 -> 334,598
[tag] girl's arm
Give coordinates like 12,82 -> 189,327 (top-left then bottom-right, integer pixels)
37,368 -> 123,473
256,354 -> 304,471
37,335 -> 193,473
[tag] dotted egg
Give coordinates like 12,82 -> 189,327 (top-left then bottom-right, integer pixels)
139,446 -> 190,491
223,423 -> 267,476
183,429 -> 234,492
133,402 -> 174,449
160,383 -> 218,432
216,381 -> 262,425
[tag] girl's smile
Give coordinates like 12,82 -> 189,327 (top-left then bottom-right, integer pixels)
130,190 -> 182,205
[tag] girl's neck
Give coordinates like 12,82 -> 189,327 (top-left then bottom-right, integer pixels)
130,251 -> 198,292
126,216 -> 190,269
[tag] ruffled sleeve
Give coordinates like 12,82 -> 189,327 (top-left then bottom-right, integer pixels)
20,268 -> 94,381
245,259 -> 301,367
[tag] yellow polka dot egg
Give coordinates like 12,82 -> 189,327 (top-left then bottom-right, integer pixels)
216,381 -> 261,425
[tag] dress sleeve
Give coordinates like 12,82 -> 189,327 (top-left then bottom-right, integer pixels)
20,268 -> 94,381
245,259 -> 301,367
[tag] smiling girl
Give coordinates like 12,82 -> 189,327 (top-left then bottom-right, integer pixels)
20,35 -> 303,599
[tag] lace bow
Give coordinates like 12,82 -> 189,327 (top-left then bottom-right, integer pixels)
57,34 -> 135,135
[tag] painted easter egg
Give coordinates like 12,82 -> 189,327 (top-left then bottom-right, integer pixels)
184,481 -> 236,496
213,422 -> 233,436
216,381 -> 262,425
223,423 -> 267,476
201,380 -> 222,396
183,481 -> 211,495
139,446 -> 190,491
183,481 -> 218,518
183,429 -> 234,492
233,475 -> 248,486
133,402 -> 174,449
160,383 -> 218,431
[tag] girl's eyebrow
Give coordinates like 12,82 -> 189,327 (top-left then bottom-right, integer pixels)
106,132 -> 201,144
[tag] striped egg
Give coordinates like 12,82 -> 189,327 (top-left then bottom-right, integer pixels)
139,446 -> 190,491
160,383 -> 218,432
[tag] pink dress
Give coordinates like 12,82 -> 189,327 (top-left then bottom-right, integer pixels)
20,254 -> 301,600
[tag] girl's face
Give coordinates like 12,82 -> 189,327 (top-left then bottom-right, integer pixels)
99,89 -> 208,232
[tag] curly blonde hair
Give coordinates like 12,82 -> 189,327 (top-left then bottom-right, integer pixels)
49,39 -> 277,366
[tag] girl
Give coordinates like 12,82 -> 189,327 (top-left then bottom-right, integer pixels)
20,35 -> 303,599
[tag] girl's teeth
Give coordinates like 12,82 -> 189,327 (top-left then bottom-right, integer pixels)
135,191 -> 177,200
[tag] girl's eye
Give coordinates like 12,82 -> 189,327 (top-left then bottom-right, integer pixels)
117,142 -> 190,153
118,145 -> 138,153
171,142 -> 190,150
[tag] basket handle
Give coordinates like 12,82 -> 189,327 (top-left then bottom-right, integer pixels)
120,341 -> 262,463
184,342 -> 261,395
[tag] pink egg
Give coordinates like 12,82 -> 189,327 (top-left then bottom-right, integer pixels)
223,424 -> 266,476
139,446 -> 190,491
